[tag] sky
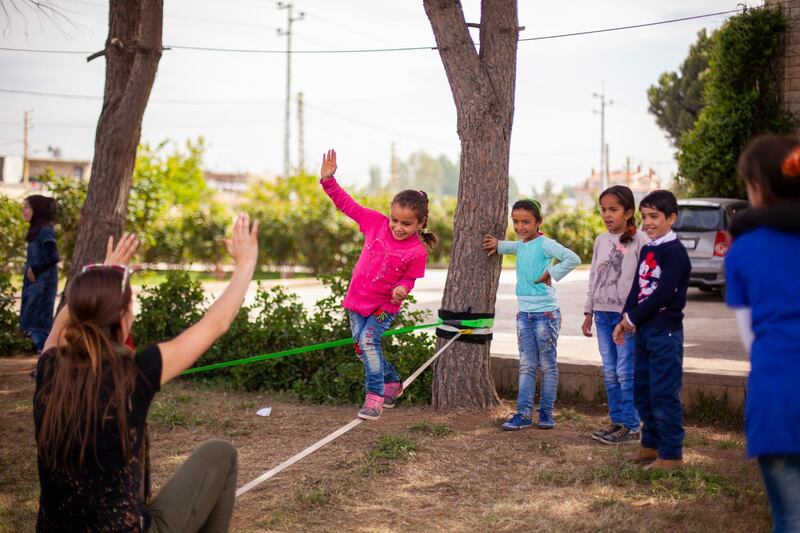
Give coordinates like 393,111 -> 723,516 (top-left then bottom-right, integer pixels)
0,0 -> 766,194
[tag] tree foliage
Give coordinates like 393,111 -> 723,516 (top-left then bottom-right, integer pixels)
677,7 -> 795,198
648,30 -> 713,146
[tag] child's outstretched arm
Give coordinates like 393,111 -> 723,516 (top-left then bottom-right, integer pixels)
158,214 -> 258,385
319,149 -> 382,230
483,235 -> 518,256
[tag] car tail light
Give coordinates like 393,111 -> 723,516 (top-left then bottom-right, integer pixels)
713,230 -> 730,257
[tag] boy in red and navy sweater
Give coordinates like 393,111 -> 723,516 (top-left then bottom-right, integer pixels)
613,190 -> 691,472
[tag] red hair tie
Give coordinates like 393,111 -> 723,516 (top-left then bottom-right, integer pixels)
781,147 -> 800,177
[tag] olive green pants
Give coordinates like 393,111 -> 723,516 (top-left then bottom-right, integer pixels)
147,439 -> 237,533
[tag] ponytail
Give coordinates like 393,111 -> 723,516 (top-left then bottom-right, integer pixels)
36,268 -> 136,472
620,216 -> 637,245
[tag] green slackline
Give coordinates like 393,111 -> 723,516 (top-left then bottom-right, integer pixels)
181,320 -> 441,375
180,317 -> 495,376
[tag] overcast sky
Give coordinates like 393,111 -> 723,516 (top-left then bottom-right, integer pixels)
0,0 -> 764,193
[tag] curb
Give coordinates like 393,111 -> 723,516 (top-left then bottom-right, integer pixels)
490,356 -> 747,411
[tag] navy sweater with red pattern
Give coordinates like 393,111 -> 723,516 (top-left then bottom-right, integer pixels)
622,239 -> 691,331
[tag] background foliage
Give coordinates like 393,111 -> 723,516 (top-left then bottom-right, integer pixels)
673,7 -> 795,198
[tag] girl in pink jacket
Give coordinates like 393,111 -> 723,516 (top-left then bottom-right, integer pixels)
320,149 -> 437,420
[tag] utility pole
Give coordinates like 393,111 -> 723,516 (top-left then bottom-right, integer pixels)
277,1 -> 304,179
297,91 -> 305,175
593,87 -> 613,191
23,110 -> 31,188
390,142 -> 398,190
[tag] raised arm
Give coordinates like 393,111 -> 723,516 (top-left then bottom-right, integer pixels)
320,148 -> 383,230
158,214 -> 259,385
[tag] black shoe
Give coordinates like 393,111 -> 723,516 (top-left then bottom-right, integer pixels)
591,423 -> 621,441
599,426 -> 641,445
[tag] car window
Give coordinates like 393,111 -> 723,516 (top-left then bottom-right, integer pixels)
674,206 -> 723,231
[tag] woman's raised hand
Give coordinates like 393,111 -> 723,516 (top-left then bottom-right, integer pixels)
320,149 -> 337,180
104,233 -> 140,266
224,213 -> 259,266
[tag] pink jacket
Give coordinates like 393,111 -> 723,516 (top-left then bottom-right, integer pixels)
322,177 -> 427,317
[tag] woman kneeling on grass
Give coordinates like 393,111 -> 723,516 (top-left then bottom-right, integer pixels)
34,214 -> 258,532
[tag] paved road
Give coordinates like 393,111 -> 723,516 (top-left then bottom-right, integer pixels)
196,267 -> 748,375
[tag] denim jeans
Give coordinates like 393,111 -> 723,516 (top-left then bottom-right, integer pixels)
595,311 -> 640,430
759,454 -> 800,533
516,309 -> 561,418
348,310 -> 400,396
28,328 -> 49,352
634,327 -> 684,460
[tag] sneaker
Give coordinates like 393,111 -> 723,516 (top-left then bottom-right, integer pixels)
538,412 -> 555,430
358,393 -> 384,420
591,423 -> 622,441
383,382 -> 403,408
599,427 -> 641,445
501,412 -> 533,431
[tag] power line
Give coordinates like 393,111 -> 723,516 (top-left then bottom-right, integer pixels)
0,7 -> 744,56
518,9 -> 739,42
0,87 -> 281,105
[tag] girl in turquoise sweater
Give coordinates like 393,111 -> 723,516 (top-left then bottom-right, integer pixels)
484,199 -> 580,430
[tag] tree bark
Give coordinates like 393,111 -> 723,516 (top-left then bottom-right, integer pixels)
424,0 -> 518,411
65,0 -> 163,284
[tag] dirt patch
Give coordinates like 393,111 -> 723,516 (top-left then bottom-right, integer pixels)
1,356 -> 770,532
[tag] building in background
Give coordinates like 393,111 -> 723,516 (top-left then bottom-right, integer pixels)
572,158 -> 662,207
204,171 -> 261,207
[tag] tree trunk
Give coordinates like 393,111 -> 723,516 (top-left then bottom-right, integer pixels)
424,0 -> 519,411
66,0 -> 163,284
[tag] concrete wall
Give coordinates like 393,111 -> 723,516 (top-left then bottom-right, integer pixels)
491,356 -> 747,412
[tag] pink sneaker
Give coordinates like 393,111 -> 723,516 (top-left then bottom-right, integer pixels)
358,393 -> 384,420
383,382 -> 404,408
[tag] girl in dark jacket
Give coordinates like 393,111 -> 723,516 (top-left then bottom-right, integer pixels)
21,195 -> 60,352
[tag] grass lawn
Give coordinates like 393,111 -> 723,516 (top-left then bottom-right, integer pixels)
0,355 -> 770,533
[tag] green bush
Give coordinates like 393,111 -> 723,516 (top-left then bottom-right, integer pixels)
132,264 -> 437,404
131,270 -> 205,347
0,272 -> 35,355
542,209 -> 605,263
677,6 -> 795,198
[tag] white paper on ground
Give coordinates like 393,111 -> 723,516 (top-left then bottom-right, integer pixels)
256,407 -> 272,417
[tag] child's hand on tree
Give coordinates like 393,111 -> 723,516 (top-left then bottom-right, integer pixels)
391,285 -> 408,305
482,235 -> 499,256
320,149 -> 337,180
581,314 -> 593,337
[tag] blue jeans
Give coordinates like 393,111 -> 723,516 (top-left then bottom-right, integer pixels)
634,327 -> 684,460
595,311 -> 640,430
347,310 -> 401,396
29,328 -> 49,352
759,455 -> 800,533
516,310 -> 561,418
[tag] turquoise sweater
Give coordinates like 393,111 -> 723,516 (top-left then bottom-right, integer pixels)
498,236 -> 581,312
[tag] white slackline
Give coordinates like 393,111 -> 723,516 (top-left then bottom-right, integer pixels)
235,332 -> 462,497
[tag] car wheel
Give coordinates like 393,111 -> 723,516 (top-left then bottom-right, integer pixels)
698,286 -> 713,293
720,285 -> 727,301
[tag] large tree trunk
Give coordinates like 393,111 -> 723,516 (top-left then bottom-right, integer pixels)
424,0 -> 518,411
66,0 -> 163,283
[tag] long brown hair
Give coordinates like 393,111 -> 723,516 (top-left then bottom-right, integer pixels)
35,268 -> 136,471
392,189 -> 438,250
599,185 -> 637,244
